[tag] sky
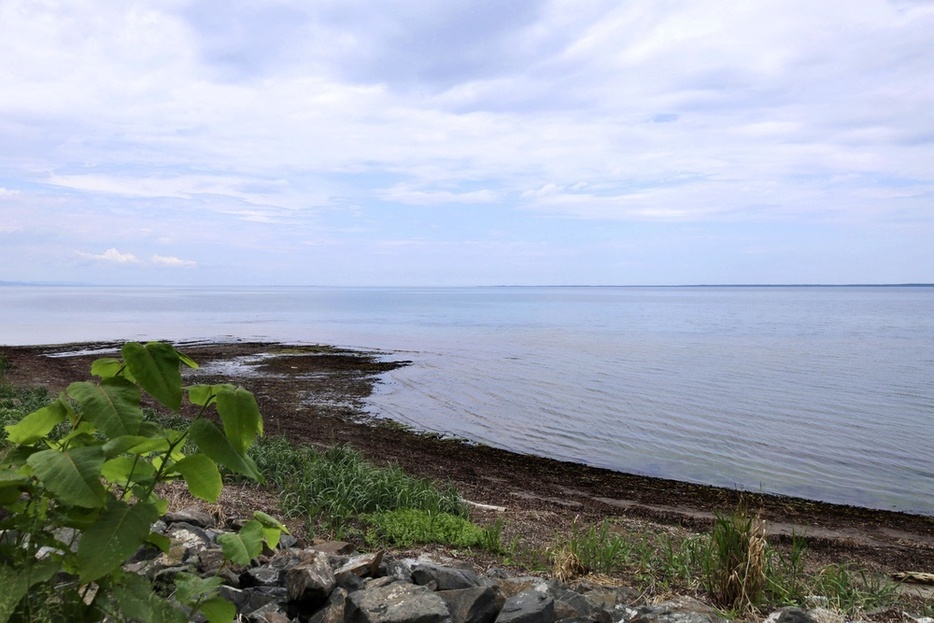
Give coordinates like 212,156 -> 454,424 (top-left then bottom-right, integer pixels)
1,0 -> 933,286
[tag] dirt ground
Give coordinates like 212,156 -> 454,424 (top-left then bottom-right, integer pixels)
2,340 -> 932,593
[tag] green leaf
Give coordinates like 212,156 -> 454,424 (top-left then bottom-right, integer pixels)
102,434 -> 168,458
216,386 -> 263,454
174,571 -> 222,604
216,519 -> 264,565
169,454 -> 222,502
146,531 -> 172,553
77,499 -> 160,583
178,352 -> 200,370
90,357 -> 126,380
27,446 -> 107,508
253,510 -> 289,533
187,383 -> 234,407
102,455 -> 156,486
262,526 -> 282,550
67,378 -> 142,438
122,342 -> 183,411
189,419 -> 263,483
0,559 -> 59,623
199,597 -> 236,623
108,573 -> 186,623
4,397 -> 67,444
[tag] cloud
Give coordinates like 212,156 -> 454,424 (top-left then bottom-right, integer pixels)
78,248 -> 140,264
1,0 -> 933,285
151,254 -> 196,268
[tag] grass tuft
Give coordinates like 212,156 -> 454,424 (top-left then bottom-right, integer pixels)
363,509 -> 489,549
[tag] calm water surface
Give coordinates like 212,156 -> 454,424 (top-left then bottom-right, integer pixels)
1,285 -> 932,514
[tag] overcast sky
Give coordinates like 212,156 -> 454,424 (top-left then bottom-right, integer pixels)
2,0 -> 933,286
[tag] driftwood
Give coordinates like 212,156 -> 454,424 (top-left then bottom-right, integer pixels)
892,571 -> 934,585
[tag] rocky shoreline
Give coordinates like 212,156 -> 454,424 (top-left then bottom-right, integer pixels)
145,507 -> 859,623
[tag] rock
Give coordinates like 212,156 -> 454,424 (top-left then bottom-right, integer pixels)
630,596 -> 723,623
495,577 -> 549,600
165,522 -> 213,551
246,601 -> 293,623
571,581 -> 638,610
244,564 -> 287,587
438,586 -> 503,623
188,547 -> 225,575
764,608 -> 815,623
286,553 -> 337,607
337,551 -> 385,580
310,540 -> 357,556
808,608 -> 844,623
545,580 -> 610,623
307,587 -> 348,623
413,563 -> 485,591
383,558 -> 415,583
496,589 -> 554,623
164,506 -> 216,528
346,582 -> 452,623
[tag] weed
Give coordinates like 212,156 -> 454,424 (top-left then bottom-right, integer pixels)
701,508 -> 767,612
813,564 -> 900,613
363,509 -> 486,549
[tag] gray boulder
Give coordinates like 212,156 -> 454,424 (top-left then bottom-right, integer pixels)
438,586 -> 503,623
287,553 -> 337,607
346,582 -> 452,623
496,589 -> 554,623
413,563 -> 485,591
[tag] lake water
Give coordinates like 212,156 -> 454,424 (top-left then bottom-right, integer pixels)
1,285 -> 932,515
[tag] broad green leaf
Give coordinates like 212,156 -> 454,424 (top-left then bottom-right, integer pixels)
67,378 -> 142,438
169,454 -> 222,502
178,352 -> 200,370
187,383 -> 234,407
102,455 -> 156,486
103,434 -> 168,458
146,530 -> 172,553
77,499 -> 159,583
0,559 -> 59,623
122,341 -> 183,411
253,510 -> 289,532
108,573 -> 186,623
174,571 -> 222,604
189,419 -> 263,483
90,357 -> 125,380
262,526 -> 282,550
0,488 -> 19,505
216,386 -> 263,453
138,420 -> 161,437
199,597 -> 236,623
27,446 -> 106,508
4,398 -> 67,444
216,519 -> 264,565
0,469 -> 28,488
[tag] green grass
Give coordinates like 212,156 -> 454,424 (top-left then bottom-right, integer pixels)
249,437 -> 467,535
363,509 -> 488,549
0,384 -> 54,445
552,513 -> 908,618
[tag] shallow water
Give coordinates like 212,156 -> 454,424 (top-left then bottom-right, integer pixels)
2,285 -> 932,514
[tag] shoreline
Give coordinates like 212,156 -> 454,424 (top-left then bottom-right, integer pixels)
1,340 -> 932,577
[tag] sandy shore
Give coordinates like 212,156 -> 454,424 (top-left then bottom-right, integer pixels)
2,340 -> 932,579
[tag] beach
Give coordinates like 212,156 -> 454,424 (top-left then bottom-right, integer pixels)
2,339 -> 932,583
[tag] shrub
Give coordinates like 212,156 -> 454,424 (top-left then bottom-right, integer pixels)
0,342 -> 283,622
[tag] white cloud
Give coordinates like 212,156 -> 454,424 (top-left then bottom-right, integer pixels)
78,248 -> 140,264
151,254 -> 196,268
1,0 -> 933,284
